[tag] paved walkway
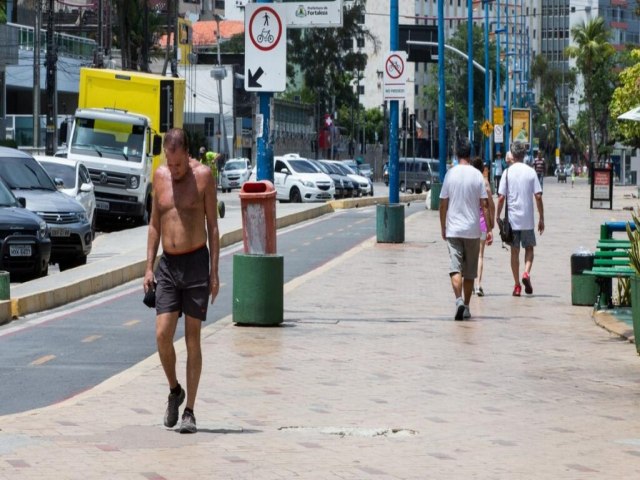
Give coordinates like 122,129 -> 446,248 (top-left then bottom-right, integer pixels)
1,177 -> 640,479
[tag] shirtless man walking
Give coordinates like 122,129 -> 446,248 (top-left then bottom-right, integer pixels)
143,128 -> 220,433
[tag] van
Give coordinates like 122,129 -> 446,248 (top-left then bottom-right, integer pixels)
398,157 -> 439,193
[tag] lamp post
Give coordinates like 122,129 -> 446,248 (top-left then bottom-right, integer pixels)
212,14 -> 228,163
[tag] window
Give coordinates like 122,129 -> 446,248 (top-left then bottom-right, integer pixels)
356,36 -> 364,48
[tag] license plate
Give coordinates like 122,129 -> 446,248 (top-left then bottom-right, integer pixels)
51,227 -> 71,237
10,245 -> 31,257
230,182 -> 239,186
96,201 -> 109,211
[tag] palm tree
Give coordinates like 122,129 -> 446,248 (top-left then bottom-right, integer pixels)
566,17 -> 615,162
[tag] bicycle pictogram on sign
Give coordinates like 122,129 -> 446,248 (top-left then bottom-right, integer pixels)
249,6 -> 283,52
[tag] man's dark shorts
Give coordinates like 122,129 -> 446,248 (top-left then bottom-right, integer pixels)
155,245 -> 210,321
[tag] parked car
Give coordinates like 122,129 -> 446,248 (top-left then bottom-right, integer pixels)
358,163 -> 374,181
35,155 -> 97,236
0,177 -> 51,279
335,161 -> 373,196
273,154 -> 335,203
0,147 -> 92,271
398,157 -> 439,193
220,157 -> 252,192
313,160 -> 356,199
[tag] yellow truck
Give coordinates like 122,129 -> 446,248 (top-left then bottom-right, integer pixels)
65,68 -> 185,224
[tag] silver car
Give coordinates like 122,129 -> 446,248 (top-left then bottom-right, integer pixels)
35,155 -> 97,236
220,158 -> 251,192
0,148 -> 92,271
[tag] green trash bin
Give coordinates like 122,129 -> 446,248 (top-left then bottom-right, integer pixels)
430,182 -> 442,210
571,250 -> 598,306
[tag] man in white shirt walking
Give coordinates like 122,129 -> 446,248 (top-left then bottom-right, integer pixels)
439,138 -> 494,321
496,141 -> 545,296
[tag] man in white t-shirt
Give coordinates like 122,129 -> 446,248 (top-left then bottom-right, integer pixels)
496,141 -> 545,297
439,138 -> 494,321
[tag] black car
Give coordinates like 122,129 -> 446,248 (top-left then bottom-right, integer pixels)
0,178 -> 51,279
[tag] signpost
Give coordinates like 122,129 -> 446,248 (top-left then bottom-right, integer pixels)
244,3 -> 287,92
590,166 -> 613,210
383,51 -> 408,101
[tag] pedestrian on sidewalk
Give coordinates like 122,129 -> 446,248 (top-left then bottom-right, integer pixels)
472,157 -> 495,297
439,138 -> 493,320
143,128 -> 220,434
495,141 -> 544,297
493,151 -> 504,192
533,150 -> 546,190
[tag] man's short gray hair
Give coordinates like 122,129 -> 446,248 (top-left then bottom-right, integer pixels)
511,141 -> 527,161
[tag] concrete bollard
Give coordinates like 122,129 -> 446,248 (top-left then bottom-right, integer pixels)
0,271 -> 9,301
376,204 -> 405,243
233,254 -> 283,326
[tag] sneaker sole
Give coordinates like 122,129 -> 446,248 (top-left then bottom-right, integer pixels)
179,424 -> 197,434
454,305 -> 465,321
522,276 -> 533,294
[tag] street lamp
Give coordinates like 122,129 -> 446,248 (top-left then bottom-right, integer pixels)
211,14 -> 228,164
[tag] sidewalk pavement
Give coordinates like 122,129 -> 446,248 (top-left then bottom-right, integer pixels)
1,178 -> 640,479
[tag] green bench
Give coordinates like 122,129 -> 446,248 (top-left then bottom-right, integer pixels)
581,223 -> 634,308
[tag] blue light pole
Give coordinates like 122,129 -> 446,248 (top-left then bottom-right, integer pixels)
256,0 -> 274,182
505,4 -> 510,151
483,0 -> 490,165
467,0 -> 474,153
495,1 -> 503,156
388,0 -> 399,204
438,0 -> 446,182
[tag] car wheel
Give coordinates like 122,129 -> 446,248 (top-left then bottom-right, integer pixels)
370,187 -> 374,197
90,212 -> 97,240
400,181 -> 406,193
218,200 -> 226,219
420,182 -> 428,194
290,187 -> 302,203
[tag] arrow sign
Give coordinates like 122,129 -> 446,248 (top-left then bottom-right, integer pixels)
248,67 -> 264,88
244,4 -> 287,92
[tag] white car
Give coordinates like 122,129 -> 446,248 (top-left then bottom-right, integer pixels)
35,155 -> 97,233
329,161 -> 373,196
220,157 -> 252,192
274,154 -> 335,203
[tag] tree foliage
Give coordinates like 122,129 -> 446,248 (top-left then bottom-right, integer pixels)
566,17 -> 616,161
610,49 -> 640,149
287,0 -> 376,129
113,0 -> 164,71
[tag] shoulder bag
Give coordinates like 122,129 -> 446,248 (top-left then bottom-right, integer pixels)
497,169 -> 514,244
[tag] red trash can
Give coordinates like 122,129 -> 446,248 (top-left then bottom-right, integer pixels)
239,180 -> 277,254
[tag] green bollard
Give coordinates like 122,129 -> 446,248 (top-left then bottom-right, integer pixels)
376,204 -> 404,243
430,182 -> 442,210
233,254 -> 283,326
0,271 -> 9,301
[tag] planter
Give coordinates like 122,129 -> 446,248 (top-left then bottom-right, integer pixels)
629,275 -> 640,354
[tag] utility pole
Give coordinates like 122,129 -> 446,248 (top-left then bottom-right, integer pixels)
94,0 -> 104,67
141,0 -> 149,72
45,0 -> 57,155
33,0 -> 42,149
212,14 -> 228,162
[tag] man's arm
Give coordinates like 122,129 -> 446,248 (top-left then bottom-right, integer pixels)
203,168 -> 220,304
535,192 -> 544,234
496,195 -> 505,221
439,198 -> 449,240
144,180 -> 162,293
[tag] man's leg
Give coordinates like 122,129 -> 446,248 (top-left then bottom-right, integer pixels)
463,278 -> 474,305
184,315 -> 203,411
523,246 -> 534,275
156,312 -> 180,388
510,246 -> 521,285
450,272 -> 462,299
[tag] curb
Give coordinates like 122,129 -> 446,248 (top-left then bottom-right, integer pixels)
592,309 -> 635,344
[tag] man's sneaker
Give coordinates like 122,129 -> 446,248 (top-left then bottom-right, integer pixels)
454,298 -> 465,321
522,272 -> 533,294
463,305 -> 471,319
513,284 -> 522,297
179,410 -> 197,434
477,286 -> 484,297
163,387 -> 185,428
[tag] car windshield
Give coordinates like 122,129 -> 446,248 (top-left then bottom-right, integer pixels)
340,163 -> 357,175
0,156 -> 57,191
40,162 -> 76,188
288,159 -> 318,174
332,163 -> 351,175
360,164 -> 372,172
0,179 -> 18,207
71,118 -> 145,162
224,161 -> 246,171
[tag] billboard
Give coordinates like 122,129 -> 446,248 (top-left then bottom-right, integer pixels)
511,108 -> 531,146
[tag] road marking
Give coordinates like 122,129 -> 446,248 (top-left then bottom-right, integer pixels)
82,335 -> 102,343
30,354 -> 56,366
123,320 -> 140,327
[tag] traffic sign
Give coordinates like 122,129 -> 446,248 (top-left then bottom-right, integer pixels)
244,4 -> 287,92
494,124 -> 504,144
481,120 -> 493,137
383,51 -> 408,100
283,0 -> 343,28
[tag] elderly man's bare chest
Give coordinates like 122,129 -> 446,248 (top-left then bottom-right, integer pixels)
159,180 -> 203,213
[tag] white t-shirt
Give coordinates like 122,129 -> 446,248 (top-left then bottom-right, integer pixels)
440,164 -> 487,238
498,162 -> 542,230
